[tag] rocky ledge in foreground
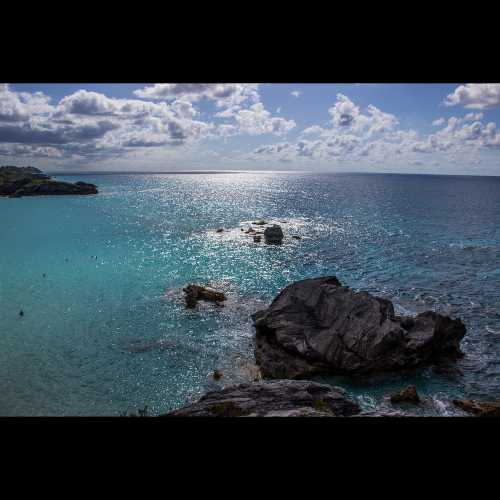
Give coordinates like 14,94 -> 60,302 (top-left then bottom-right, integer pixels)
0,166 -> 98,197
253,276 -> 466,379
453,400 -> 500,417
161,380 -> 360,417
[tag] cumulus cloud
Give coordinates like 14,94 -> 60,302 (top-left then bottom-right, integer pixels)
0,120 -> 119,144
444,84 -> 500,109
326,94 -> 398,135
290,90 -> 301,98
0,83 -> 296,165
0,84 -> 52,123
2,84 -> 500,169
0,85 -> 219,162
253,93 -> 500,166
230,102 -> 296,136
134,83 -> 260,109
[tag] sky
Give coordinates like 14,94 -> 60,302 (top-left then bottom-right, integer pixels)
1,83 -> 500,175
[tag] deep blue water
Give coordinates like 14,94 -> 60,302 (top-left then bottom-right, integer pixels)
1,172 -> 500,416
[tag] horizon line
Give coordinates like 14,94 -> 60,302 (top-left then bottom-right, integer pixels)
48,169 -> 500,178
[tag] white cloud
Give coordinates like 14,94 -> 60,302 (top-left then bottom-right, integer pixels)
326,94 -> 398,136
291,90 -> 301,98
253,93 -> 500,167
444,84 -> 500,109
328,93 -> 362,128
0,86 -> 217,162
0,84 -> 53,122
2,84 -> 500,171
231,102 -> 296,136
134,83 -> 260,109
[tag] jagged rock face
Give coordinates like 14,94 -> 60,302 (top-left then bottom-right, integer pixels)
264,224 -> 284,244
161,380 -> 360,417
253,277 -> 466,379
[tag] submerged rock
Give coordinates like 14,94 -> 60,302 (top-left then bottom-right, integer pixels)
213,369 -> 223,381
253,235 -> 262,243
183,284 -> 227,308
452,399 -> 500,417
161,380 -> 360,417
216,228 -> 224,233
253,276 -> 466,379
264,224 -> 284,244
390,385 -> 420,404
1,166 -> 98,197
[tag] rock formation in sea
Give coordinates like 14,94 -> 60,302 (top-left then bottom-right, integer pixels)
252,276 -> 466,379
183,284 -> 227,308
390,385 -> 420,404
0,166 -> 98,197
161,380 -> 360,417
264,224 -> 284,244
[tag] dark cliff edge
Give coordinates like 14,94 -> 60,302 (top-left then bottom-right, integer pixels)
0,166 -> 98,198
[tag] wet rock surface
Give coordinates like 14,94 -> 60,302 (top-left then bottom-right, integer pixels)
253,276 -> 466,379
183,284 -> 227,308
453,399 -> 500,417
264,224 -> 284,244
390,385 -> 420,404
161,380 -> 360,417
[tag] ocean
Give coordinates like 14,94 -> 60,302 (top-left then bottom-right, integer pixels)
1,171 -> 500,416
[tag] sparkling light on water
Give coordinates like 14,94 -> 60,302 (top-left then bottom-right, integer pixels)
1,172 -> 500,415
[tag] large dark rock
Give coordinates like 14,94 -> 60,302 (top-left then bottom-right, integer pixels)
0,166 -> 98,197
264,224 -> 284,244
161,380 -> 360,417
253,276 -> 466,379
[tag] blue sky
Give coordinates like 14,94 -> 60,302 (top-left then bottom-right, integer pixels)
1,83 -> 500,175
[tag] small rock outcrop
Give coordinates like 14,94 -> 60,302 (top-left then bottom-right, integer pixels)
253,276 -> 466,379
183,284 -> 226,308
0,166 -> 98,197
264,224 -> 284,244
453,400 -> 500,417
390,385 -> 420,404
161,380 -> 360,417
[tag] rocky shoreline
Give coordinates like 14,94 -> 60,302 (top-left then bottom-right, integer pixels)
157,273 -> 498,418
0,166 -> 98,197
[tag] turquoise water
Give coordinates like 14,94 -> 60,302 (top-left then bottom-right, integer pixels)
1,172 -> 500,416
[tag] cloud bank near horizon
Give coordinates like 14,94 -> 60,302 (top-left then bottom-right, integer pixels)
0,83 -> 499,174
